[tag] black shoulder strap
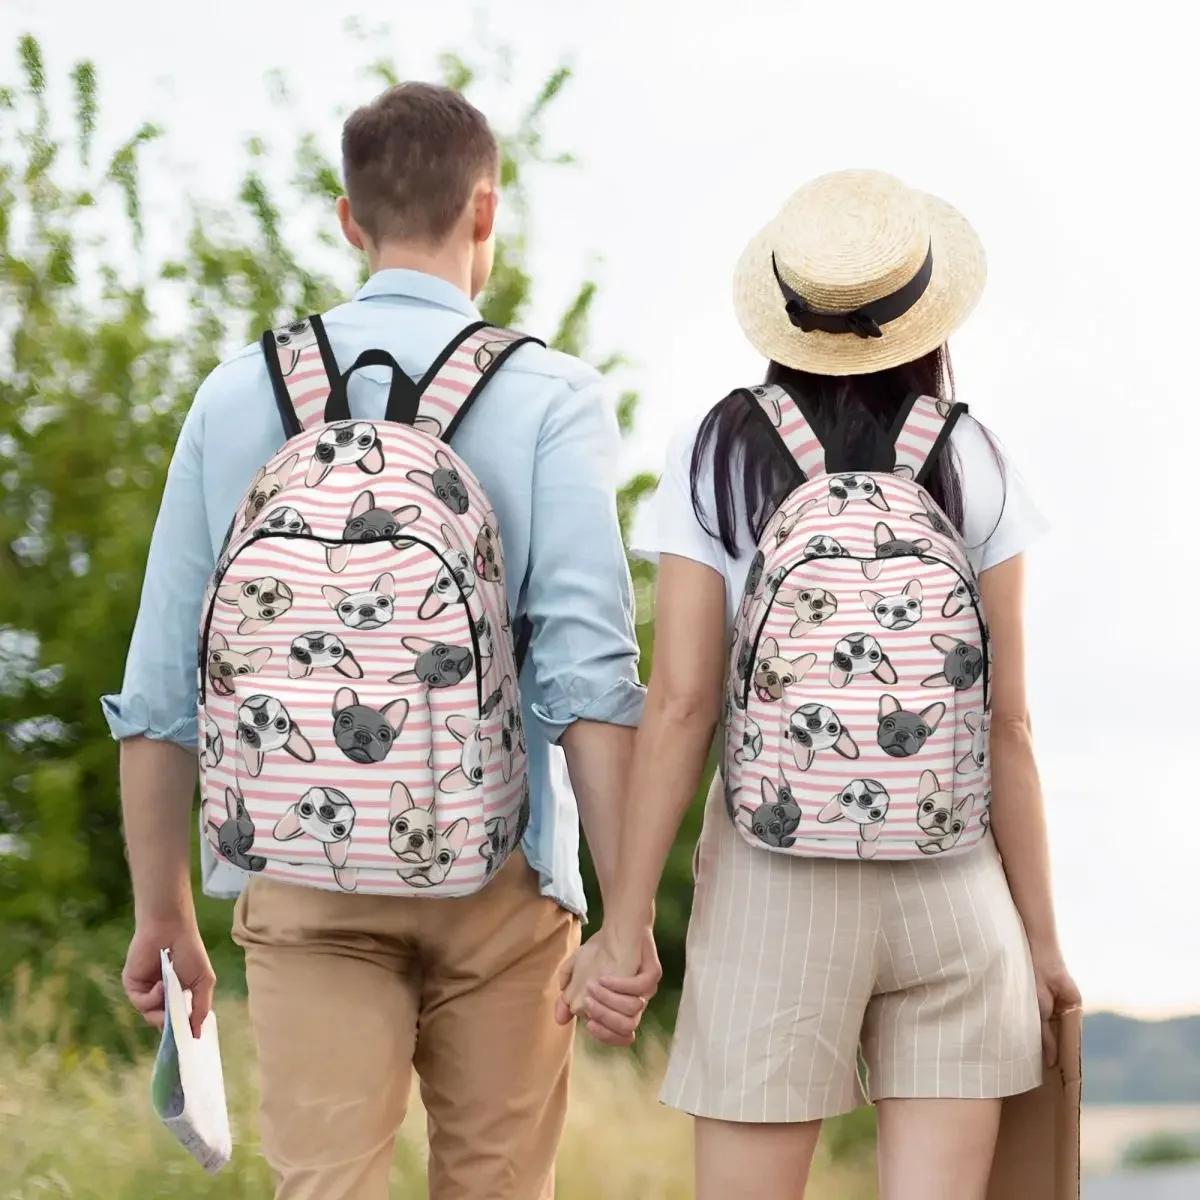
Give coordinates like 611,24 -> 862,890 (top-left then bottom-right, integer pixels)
261,314 -> 341,438
741,383 -> 828,480
889,394 -> 968,484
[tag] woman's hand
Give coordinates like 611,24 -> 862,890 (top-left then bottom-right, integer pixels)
555,926 -> 661,1047
1030,942 -> 1081,1066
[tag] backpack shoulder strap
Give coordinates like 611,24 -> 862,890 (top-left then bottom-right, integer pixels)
261,314 -> 341,438
890,394 -> 968,484
742,382 -> 827,481
411,322 -> 545,442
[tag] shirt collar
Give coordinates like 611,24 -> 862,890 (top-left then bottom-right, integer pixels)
354,268 -> 481,319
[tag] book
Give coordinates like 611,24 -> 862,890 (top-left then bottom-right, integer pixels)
149,948 -> 233,1175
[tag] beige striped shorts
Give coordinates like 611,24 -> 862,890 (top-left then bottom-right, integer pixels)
660,774 -> 1043,1123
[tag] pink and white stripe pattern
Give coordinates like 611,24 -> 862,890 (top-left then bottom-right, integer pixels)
746,384 -> 827,479
893,395 -> 957,480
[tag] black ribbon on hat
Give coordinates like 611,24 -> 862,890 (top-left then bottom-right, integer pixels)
771,242 -> 934,339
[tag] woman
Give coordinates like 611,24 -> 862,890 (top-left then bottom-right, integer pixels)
561,169 -> 1080,1199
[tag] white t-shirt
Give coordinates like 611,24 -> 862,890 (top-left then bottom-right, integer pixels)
632,408 -> 1049,622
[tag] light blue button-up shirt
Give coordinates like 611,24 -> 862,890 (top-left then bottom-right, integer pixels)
101,269 -> 645,918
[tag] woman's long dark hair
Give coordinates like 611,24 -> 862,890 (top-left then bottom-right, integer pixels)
690,345 -> 1003,556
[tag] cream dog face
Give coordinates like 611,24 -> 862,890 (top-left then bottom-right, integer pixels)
957,710 -> 990,775
767,496 -> 819,547
752,637 -> 817,702
207,632 -> 271,696
440,715 -> 493,793
241,454 -> 299,529
786,703 -> 860,771
236,694 -> 315,777
420,525 -> 475,619
915,769 -> 974,854
387,781 -> 469,888
789,588 -> 838,636
474,514 -> 502,582
910,491 -> 955,538
306,421 -> 385,487
217,576 -> 294,636
861,580 -> 923,631
322,573 -> 395,631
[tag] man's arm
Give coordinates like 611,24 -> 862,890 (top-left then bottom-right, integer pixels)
103,395 -> 219,1035
522,371 -> 646,910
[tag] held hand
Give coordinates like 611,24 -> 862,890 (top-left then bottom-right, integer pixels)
122,919 -> 215,1040
555,926 -> 661,1047
1030,943 -> 1081,1067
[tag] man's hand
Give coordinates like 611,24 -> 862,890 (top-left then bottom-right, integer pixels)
555,925 -> 660,1047
123,919 -> 215,1040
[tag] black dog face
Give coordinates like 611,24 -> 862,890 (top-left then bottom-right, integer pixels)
876,694 -> 945,758
331,687 -> 409,764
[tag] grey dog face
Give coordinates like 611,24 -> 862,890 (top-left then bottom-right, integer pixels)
392,637 -> 474,689
876,694 -> 945,758
873,522 -> 932,560
923,635 -> 984,691
211,788 -> 266,872
264,505 -> 310,536
742,551 -> 765,603
331,687 -> 409,763
344,494 -> 420,543
743,778 -> 802,848
408,450 -> 469,515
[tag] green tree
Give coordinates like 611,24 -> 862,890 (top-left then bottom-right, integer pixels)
0,31 -> 709,1047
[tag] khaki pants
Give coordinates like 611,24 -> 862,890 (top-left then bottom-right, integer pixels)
232,851 -> 581,1200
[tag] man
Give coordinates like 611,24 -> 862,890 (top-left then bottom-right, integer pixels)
105,82 -> 659,1200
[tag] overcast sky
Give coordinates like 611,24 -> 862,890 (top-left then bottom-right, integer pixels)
3,0 -> 1196,1016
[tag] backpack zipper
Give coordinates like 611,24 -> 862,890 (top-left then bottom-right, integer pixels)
200,530 -> 485,714
740,552 -> 989,712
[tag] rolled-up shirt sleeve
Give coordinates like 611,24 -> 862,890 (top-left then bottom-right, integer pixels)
523,373 -> 646,742
100,391 -> 216,750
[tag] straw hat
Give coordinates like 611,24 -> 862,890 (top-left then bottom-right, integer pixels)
732,169 -> 986,376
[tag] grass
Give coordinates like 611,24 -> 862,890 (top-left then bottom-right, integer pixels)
0,967 -> 878,1198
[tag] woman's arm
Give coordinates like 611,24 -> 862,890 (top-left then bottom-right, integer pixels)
979,553 -> 1080,1059
557,552 -> 728,1027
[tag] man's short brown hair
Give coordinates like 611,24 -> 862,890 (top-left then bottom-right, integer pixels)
341,82 -> 499,246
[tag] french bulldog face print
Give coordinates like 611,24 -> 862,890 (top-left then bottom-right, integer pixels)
473,612 -> 494,678
741,777 -> 802,848
767,496 -> 820,547
817,778 -> 890,858
217,576 -> 294,636
236,694 -> 315,777
263,505 -> 310,537
741,551 -> 765,612
723,780 -> 741,821
209,787 -> 266,873
827,473 -> 890,516
860,522 -> 934,580
287,630 -> 362,680
803,533 -> 847,560
922,635 -> 984,691
241,454 -> 299,529
306,421 -> 385,487
915,770 -> 974,854
786,703 -> 860,772
474,514 -> 502,582
274,786 -> 357,888
420,525 -> 475,619
206,632 -> 271,697
202,715 -> 223,769
498,677 -> 525,783
325,492 -> 421,573
273,319 -> 318,375
748,384 -> 782,426
910,492 -> 955,538
789,588 -> 838,637
957,710 -> 990,775
407,449 -> 469,515
763,566 -> 789,603
829,632 -> 897,688
861,580 -> 923,631
322,572 -> 395,631
388,781 -> 469,888
331,687 -> 409,764
480,813 -> 512,880
941,577 -> 980,618
752,638 -> 817,702
733,714 -> 763,764
441,714 -> 493,793
475,338 -> 514,372
876,694 -> 945,758
980,791 -> 992,834
390,637 -> 475,689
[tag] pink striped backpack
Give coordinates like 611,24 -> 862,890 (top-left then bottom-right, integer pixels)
724,384 -> 991,861
198,314 -> 541,897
